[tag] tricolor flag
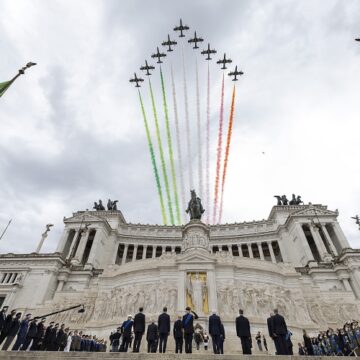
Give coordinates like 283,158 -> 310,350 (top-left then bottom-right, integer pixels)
0,80 -> 14,97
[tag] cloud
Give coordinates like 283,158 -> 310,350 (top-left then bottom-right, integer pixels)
0,0 -> 360,254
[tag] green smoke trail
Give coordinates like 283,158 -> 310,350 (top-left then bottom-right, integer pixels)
149,79 -> 175,225
138,90 -> 167,225
160,67 -> 181,225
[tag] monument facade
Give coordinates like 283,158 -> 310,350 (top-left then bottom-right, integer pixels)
0,202 -> 359,351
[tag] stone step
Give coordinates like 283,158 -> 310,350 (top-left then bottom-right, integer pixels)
0,351 -> 343,359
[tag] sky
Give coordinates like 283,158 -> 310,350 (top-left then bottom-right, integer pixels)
0,0 -> 359,254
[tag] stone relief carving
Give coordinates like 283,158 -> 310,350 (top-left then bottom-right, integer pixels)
92,281 -> 178,322
183,229 -> 209,250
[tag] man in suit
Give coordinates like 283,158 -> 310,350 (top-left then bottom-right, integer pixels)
120,315 -> 134,352
173,315 -> 183,354
271,308 -> 288,355
236,309 -> 252,354
41,321 -> 54,351
146,319 -> 158,353
133,307 -> 145,353
0,306 -> 9,333
21,318 -> 38,351
182,307 -> 199,353
219,322 -> 226,354
49,323 -> 59,351
0,309 -> 16,346
31,317 -> 46,350
208,310 -> 222,354
158,306 -> 170,353
1,312 -> 22,350
267,312 -> 279,354
12,313 -> 31,350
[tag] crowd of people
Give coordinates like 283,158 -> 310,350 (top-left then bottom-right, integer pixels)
0,306 -> 107,352
298,321 -> 360,356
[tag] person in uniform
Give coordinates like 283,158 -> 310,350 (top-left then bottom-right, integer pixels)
0,306 -> 9,333
208,309 -> 222,354
236,309 -> 252,354
49,323 -> 59,351
110,328 -> 121,352
21,318 -> 38,351
182,306 -> 199,353
41,321 -> 54,351
173,315 -> 183,353
12,313 -> 31,351
30,317 -> 46,350
0,309 -> 16,346
158,307 -> 170,353
271,308 -> 288,355
120,315 -> 133,352
133,307 -> 145,353
2,312 -> 22,350
146,319 -> 158,353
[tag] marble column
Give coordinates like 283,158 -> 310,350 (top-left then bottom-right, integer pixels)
258,243 -> 265,260
332,222 -> 351,250
71,230 -> 89,265
238,245 -> 243,257
132,245 -> 138,261
295,224 -> 314,262
122,244 -> 129,265
341,278 -> 352,292
248,244 -> 254,258
56,280 -> 65,292
321,224 -> 338,256
178,270 -> 186,312
310,224 -> 330,260
207,270 -> 218,312
55,229 -> 70,253
152,246 -> 156,258
267,242 -> 276,263
143,246 -> 147,260
67,230 -> 81,260
86,230 -> 103,268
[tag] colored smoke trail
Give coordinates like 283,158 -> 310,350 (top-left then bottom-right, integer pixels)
212,74 -> 225,224
205,62 -> 210,224
149,79 -> 175,225
182,48 -> 193,191
160,67 -> 181,225
218,85 -> 236,224
170,64 -> 186,223
138,90 -> 167,225
196,59 -> 203,200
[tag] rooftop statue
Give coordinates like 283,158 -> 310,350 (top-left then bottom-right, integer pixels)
186,190 -> 205,221
274,194 -> 303,206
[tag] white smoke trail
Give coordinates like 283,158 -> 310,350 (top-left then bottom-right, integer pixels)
196,58 -> 203,199
205,62 -> 210,224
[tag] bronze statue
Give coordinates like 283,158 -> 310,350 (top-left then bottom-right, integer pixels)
186,190 -> 205,220
296,195 -> 303,205
274,195 -> 282,205
289,194 -> 297,205
281,195 -> 288,205
274,194 -> 303,206
107,199 -> 119,211
93,200 -> 105,211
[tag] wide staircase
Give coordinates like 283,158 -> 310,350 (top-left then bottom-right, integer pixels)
0,352 -> 342,359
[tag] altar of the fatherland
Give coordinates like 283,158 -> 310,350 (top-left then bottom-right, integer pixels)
0,202 -> 360,352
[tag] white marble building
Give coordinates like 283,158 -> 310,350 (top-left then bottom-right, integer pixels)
0,203 -> 360,351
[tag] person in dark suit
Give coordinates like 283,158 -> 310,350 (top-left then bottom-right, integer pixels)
133,307 -> 145,353
182,307 -> 199,353
21,318 -> 38,351
146,319 -> 158,353
173,315 -> 183,353
30,317 -> 46,350
267,312 -> 279,354
54,324 -> 65,351
236,309 -> 252,354
120,315 -> 134,352
0,309 -> 16,346
1,312 -> 22,350
12,313 -> 31,351
41,321 -> 54,351
49,323 -> 59,351
271,308 -> 288,355
0,306 -> 9,333
208,310 -> 222,354
158,307 -> 170,353
219,322 -> 225,354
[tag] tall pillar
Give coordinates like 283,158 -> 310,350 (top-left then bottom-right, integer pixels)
332,222 -> 351,250
143,246 -> 147,260
310,224 -> 330,261
207,270 -> 218,312
178,270 -> 186,312
67,230 -> 80,260
321,224 -> 338,256
238,245 -> 243,257
71,230 -> 89,265
268,242 -> 276,263
258,243 -> 264,260
295,224 -> 314,262
248,244 -> 254,258
55,229 -> 70,253
122,244 -> 129,265
86,230 -> 103,268
132,245 -> 138,261
152,246 -> 156,258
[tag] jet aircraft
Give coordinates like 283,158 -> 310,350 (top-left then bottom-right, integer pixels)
174,18 -> 189,37
188,31 -> 204,49
162,34 -> 177,52
140,60 -> 155,76
129,73 -> 144,87
201,43 -> 217,60
151,47 -> 167,64
356,38 -> 360,42
228,66 -> 244,81
216,53 -> 232,69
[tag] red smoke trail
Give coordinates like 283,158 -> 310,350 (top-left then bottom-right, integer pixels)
218,85 -> 236,224
205,62 -> 210,224
212,74 -> 225,224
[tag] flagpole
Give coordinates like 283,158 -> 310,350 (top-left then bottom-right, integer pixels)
0,219 -> 12,241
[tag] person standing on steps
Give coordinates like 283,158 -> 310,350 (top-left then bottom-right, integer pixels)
158,306 -> 170,353
173,315 -> 183,354
1,312 -> 22,350
271,308 -> 288,355
182,306 -> 199,353
133,307 -> 145,353
12,313 -> 31,351
209,310 -> 221,354
236,309 -> 252,355
146,319 -> 158,353
120,315 -> 133,352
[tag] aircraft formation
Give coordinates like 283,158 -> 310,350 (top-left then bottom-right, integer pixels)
129,18 -> 244,86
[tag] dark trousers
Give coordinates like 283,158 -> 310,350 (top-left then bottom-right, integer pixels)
2,335 -> 15,350
30,338 -> 42,351
12,334 -> 26,350
147,340 -> 157,353
159,333 -> 168,353
274,335 -> 288,355
120,336 -> 131,352
240,336 -> 252,355
184,333 -> 193,353
219,337 -> 224,354
0,332 -> 8,345
211,334 -> 220,354
21,336 -> 34,351
133,332 -> 143,352
175,337 -> 183,353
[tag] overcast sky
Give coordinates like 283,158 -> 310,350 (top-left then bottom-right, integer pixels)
0,0 -> 359,254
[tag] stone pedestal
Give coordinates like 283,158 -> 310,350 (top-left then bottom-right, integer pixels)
182,220 -> 210,253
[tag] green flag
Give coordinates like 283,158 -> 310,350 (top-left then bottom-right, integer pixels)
0,80 -> 14,97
